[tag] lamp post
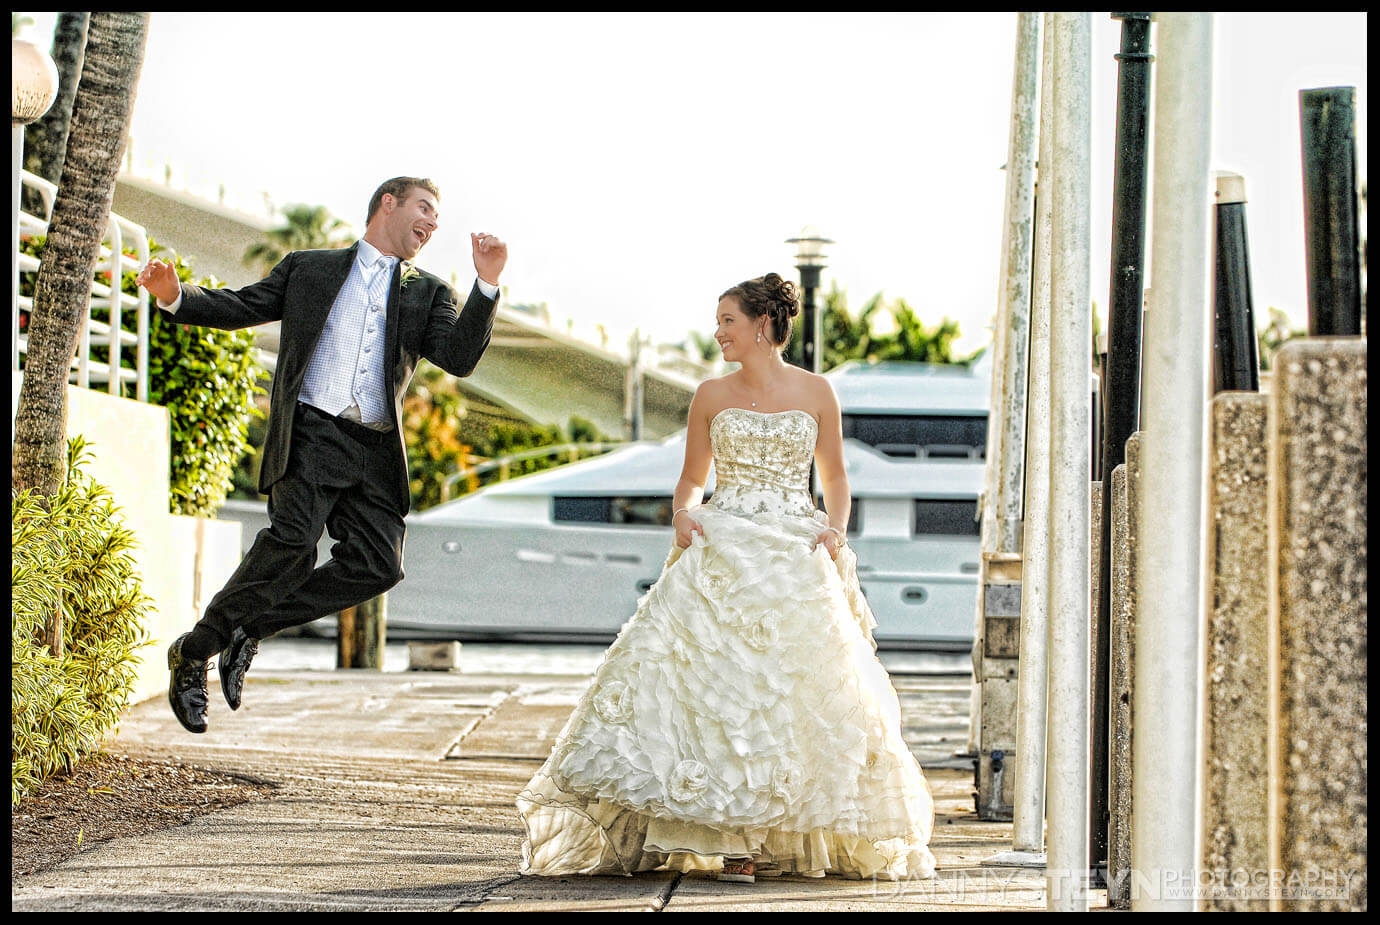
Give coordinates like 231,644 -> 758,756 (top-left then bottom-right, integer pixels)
12,35 -> 60,373
786,225 -> 832,372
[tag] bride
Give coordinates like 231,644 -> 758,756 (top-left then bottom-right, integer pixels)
517,273 -> 936,883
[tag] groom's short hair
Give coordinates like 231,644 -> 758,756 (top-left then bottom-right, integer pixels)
367,177 -> 441,224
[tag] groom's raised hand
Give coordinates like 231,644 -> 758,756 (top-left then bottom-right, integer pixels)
472,232 -> 507,288
136,258 -> 181,306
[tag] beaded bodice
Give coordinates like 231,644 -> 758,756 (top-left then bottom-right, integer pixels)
707,408 -> 818,519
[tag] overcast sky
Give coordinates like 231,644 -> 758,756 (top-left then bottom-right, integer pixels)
21,12 -> 1369,357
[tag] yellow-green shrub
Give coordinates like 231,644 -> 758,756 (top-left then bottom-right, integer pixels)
12,437 -> 152,805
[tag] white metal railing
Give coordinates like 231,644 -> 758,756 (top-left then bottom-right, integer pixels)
15,169 -> 151,402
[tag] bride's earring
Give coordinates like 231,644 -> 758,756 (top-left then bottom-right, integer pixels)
756,330 -> 761,344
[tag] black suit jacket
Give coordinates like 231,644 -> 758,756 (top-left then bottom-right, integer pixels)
161,244 -> 498,510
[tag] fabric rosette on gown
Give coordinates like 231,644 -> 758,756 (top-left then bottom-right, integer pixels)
516,409 -> 937,881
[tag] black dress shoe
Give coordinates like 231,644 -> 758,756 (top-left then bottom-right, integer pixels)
168,633 -> 209,734
219,627 -> 259,711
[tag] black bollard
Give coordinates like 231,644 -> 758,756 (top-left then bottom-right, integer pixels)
1300,87 -> 1363,336
1093,11 -> 1154,890
1212,174 -> 1261,393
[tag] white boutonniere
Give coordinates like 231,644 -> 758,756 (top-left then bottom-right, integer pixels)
399,261 -> 420,290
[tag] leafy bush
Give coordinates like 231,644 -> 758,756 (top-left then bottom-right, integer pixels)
19,234 -> 265,517
404,364 -> 475,511
139,251 -> 265,517
403,363 -> 614,510
12,437 -> 153,806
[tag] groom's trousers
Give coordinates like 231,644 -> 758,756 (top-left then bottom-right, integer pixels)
180,403 -> 406,660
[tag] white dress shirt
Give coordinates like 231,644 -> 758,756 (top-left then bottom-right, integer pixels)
299,238 -> 396,426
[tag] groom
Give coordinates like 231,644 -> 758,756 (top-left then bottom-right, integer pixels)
136,176 -> 508,733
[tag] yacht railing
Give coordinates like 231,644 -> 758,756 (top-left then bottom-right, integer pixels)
440,441 -> 631,501
15,170 -> 152,402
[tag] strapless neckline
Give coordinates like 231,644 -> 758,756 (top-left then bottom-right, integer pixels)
709,407 -> 818,432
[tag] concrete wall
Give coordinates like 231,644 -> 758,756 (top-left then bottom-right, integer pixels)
12,373 -> 241,705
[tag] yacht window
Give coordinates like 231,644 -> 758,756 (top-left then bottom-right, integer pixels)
913,499 -> 981,537
613,497 -> 674,526
553,497 -> 610,523
843,414 -> 987,460
553,496 -> 677,526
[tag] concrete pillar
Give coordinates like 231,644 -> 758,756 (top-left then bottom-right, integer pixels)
993,9 -> 1040,556
1011,17 -> 1058,857
1107,433 -> 1141,909
1268,338 -> 1367,911
1199,392 -> 1270,911
1043,10 -> 1092,913
1132,11 -> 1214,912
973,8 -> 1041,791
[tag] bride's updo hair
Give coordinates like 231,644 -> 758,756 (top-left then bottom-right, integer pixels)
720,273 -> 801,347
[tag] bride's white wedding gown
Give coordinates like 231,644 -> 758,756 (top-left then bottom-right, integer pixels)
517,408 -> 937,880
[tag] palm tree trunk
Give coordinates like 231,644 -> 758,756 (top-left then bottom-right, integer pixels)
21,12 -> 90,217
13,12 -> 149,654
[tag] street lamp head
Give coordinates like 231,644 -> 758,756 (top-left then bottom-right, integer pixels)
12,38 -> 59,127
786,224 -> 833,269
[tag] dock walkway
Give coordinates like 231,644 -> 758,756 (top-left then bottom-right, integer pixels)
12,668 -> 1104,911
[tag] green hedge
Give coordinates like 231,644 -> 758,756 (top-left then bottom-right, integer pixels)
12,438 -> 153,806
19,235 -> 265,517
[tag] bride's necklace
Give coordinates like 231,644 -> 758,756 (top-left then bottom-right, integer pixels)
739,371 -> 782,410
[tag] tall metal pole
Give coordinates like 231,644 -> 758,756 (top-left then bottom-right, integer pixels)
12,125 -> 23,374
1093,10 -> 1153,889
12,37 -> 61,374
787,227 -> 831,373
799,267 -> 821,373
1044,10 -> 1092,912
1299,86 -> 1363,337
1133,11 -> 1214,911
1212,173 -> 1261,392
625,329 -> 645,441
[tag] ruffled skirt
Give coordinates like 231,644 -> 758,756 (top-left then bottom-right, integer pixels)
516,506 -> 936,881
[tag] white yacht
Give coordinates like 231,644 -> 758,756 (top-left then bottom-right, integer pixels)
387,355 -> 991,650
